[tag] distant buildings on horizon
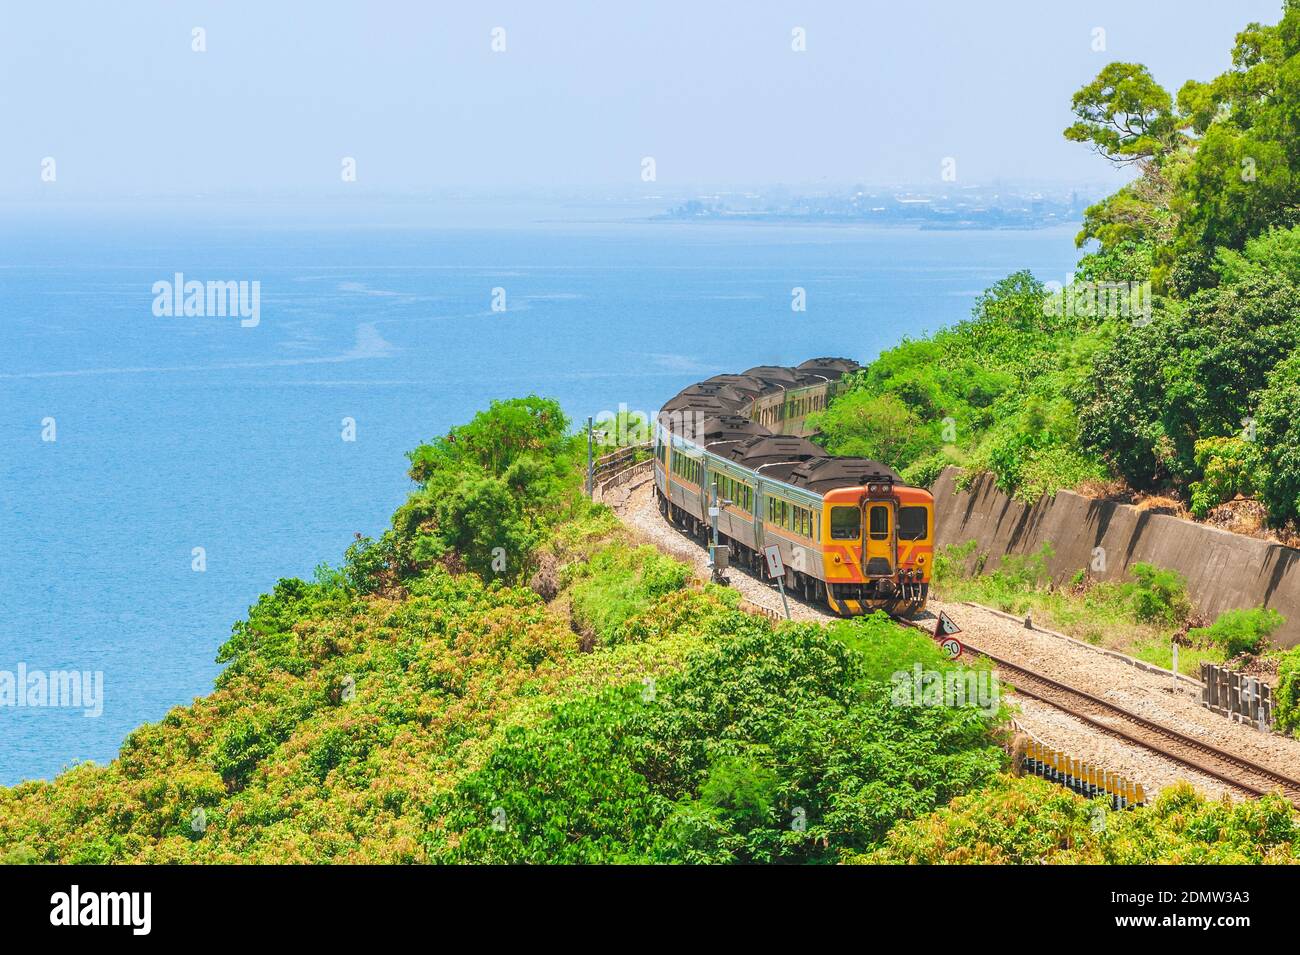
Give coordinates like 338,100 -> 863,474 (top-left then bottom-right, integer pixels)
654,184 -> 1099,230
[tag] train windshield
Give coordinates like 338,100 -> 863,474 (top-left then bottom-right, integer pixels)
829,505 -> 861,540
898,506 -> 928,541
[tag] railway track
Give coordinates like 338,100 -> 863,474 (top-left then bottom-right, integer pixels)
896,614 -> 1300,807
626,482 -> 1300,807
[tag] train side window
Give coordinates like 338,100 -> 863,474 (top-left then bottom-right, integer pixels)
898,506 -> 928,541
869,505 -> 890,540
830,506 -> 860,540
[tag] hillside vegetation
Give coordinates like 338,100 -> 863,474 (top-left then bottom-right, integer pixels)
5,399 -> 1300,863
862,776 -> 1300,864
2,397 -> 1289,867
0,398 -> 1007,864
814,4 -> 1300,535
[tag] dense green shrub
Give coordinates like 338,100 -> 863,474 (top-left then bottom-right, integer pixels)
1129,563 -> 1191,626
1254,354 -> 1300,526
1189,436 -> 1256,518
565,544 -> 691,646
815,271 -> 1108,502
1189,607 -> 1285,658
1002,548 -> 1054,587
861,775 -> 1300,864
900,448 -> 962,488
811,391 -> 936,471
399,396 -> 587,581
1276,646 -> 1300,736
931,540 -> 983,589
429,613 -> 1006,864
429,688 -> 668,864
1215,225 -> 1300,288
1076,275 -> 1300,491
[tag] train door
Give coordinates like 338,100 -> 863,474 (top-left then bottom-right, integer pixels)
862,501 -> 895,576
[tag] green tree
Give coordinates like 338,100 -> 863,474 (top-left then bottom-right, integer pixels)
1065,6 -> 1300,287
398,396 -> 586,582
1188,436 -> 1256,518
811,392 -> 933,469
1076,275 -> 1300,489
1254,352 -> 1300,524
1064,63 -> 1186,251
1064,62 -> 1184,166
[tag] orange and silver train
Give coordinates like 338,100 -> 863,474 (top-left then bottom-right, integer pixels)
653,358 -> 933,617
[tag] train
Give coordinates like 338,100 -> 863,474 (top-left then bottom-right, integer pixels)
653,358 -> 933,618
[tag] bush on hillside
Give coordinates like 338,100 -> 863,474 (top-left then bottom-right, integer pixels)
429,614 -> 1006,864
860,775 -> 1300,864
1275,646 -> 1300,736
1129,562 -> 1190,626
1254,354 -> 1300,526
1189,607 -> 1285,658
1188,436 -> 1256,519
565,544 -> 691,647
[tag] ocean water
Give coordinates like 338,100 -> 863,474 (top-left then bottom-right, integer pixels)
0,205 -> 1084,785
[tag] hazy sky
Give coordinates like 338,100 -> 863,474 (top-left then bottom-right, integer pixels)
0,0 -> 1285,198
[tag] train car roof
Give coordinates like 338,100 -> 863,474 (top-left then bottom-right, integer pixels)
702,374 -> 780,397
658,393 -> 746,422
796,357 -> 860,378
673,382 -> 751,406
699,415 -> 772,447
740,365 -> 801,386
786,456 -> 901,493
725,434 -> 824,466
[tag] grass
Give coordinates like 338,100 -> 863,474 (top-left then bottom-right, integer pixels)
563,543 -> 693,646
1128,637 -> 1225,676
932,541 -> 1229,677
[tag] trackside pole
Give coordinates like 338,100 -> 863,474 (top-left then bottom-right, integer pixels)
777,576 -> 791,621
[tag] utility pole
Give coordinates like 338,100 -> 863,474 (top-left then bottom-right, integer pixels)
586,415 -> 594,499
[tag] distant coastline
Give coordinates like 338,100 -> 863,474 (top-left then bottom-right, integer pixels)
651,186 -> 1099,231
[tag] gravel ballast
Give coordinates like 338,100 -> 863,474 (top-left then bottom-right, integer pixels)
607,480 -> 1300,800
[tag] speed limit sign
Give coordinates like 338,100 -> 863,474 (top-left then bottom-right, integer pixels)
940,637 -> 963,660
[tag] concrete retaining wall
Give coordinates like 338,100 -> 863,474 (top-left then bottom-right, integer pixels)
930,467 -> 1300,648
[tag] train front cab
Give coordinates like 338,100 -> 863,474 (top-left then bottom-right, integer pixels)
819,484 -> 933,618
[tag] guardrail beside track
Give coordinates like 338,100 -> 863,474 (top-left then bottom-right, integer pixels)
594,458 -> 653,495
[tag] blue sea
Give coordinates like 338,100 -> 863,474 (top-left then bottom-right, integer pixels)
0,200 -> 1084,785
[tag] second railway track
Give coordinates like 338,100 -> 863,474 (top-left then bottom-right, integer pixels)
619,478 -> 1300,807
896,615 -> 1300,806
